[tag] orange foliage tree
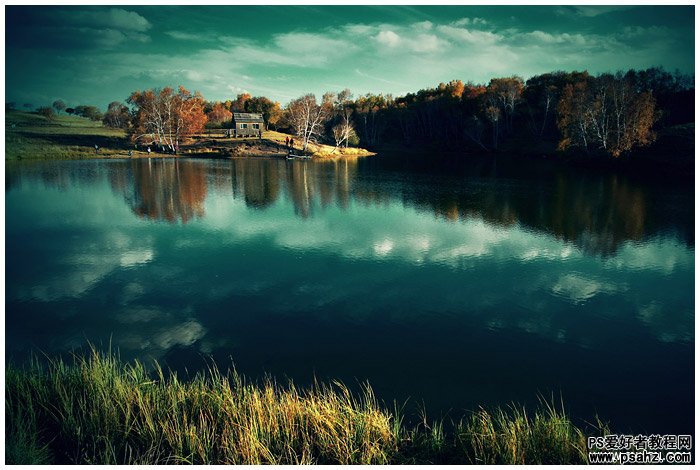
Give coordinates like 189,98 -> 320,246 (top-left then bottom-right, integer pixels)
207,102 -> 233,126
128,86 -> 207,152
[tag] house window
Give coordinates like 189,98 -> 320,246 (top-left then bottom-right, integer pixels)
239,123 -> 248,129
252,123 -> 260,130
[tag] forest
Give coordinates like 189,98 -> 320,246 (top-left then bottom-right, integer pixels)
13,66 -> 693,160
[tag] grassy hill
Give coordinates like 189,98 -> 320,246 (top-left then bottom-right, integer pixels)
5,110 -> 130,160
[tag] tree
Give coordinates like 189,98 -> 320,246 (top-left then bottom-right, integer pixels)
128,86 -> 207,152
231,93 -> 252,112
23,103 -> 33,110
103,101 -> 131,128
485,105 -> 500,149
286,94 -> 328,152
246,96 -> 282,130
74,105 -> 103,121
323,89 -> 356,149
332,110 -> 357,149
6,102 -> 16,111
353,93 -> 391,147
487,76 -> 524,133
206,102 -> 233,127
52,99 -> 66,114
65,108 -> 75,115
37,106 -> 55,120
557,74 -> 657,157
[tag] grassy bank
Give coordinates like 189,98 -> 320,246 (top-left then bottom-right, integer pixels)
6,350 -> 604,464
5,111 -> 374,161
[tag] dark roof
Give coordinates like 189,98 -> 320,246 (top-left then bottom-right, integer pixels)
232,112 -> 264,123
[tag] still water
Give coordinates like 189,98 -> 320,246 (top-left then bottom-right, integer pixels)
6,156 -> 694,434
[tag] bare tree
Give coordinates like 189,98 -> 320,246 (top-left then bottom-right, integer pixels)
287,94 -> 327,152
332,108 -> 356,149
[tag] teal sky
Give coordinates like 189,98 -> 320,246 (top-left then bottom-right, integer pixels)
5,5 -> 695,109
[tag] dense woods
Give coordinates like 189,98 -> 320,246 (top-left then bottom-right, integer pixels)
28,66 -> 692,160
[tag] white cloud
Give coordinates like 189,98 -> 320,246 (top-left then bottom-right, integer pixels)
375,29 -> 447,53
343,23 -> 376,36
412,20 -> 433,31
165,31 -> 209,41
376,30 -> 401,47
526,31 -> 587,46
437,25 -> 502,45
453,17 -> 488,27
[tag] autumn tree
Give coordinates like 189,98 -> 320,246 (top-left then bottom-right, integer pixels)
231,93 -> 252,112
487,76 -> 524,134
103,101 -> 131,129
557,74 -> 657,157
286,94 -> 328,152
128,86 -> 207,152
206,102 -> 233,127
246,96 -> 282,130
353,93 -> 391,147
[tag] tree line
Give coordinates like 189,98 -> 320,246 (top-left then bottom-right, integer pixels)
15,66 -> 692,158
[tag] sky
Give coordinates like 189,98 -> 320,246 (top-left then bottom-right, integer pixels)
5,5 -> 695,110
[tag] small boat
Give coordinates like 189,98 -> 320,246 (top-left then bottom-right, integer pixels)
287,154 -> 310,160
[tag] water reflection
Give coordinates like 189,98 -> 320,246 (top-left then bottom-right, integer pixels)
110,159 -> 208,223
8,157 -> 692,256
5,157 -> 694,435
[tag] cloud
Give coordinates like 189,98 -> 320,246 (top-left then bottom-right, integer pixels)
58,8 -> 152,32
376,30 -> 401,47
375,30 -> 447,53
274,32 -> 356,56
219,32 -> 357,68
452,17 -> 488,27
525,31 -> 587,46
437,25 -> 502,45
411,20 -> 433,31
165,31 -> 212,41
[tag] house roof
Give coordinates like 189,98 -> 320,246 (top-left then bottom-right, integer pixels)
232,112 -> 264,122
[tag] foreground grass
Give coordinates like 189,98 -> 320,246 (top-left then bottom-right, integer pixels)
6,350 -> 603,464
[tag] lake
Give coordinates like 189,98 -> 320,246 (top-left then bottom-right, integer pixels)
5,156 -> 694,435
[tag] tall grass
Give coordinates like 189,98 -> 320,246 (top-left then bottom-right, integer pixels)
6,350 -> 606,464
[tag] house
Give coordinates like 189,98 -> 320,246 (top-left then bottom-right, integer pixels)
231,112 -> 264,137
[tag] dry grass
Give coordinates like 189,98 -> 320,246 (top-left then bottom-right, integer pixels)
6,349 -> 605,464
